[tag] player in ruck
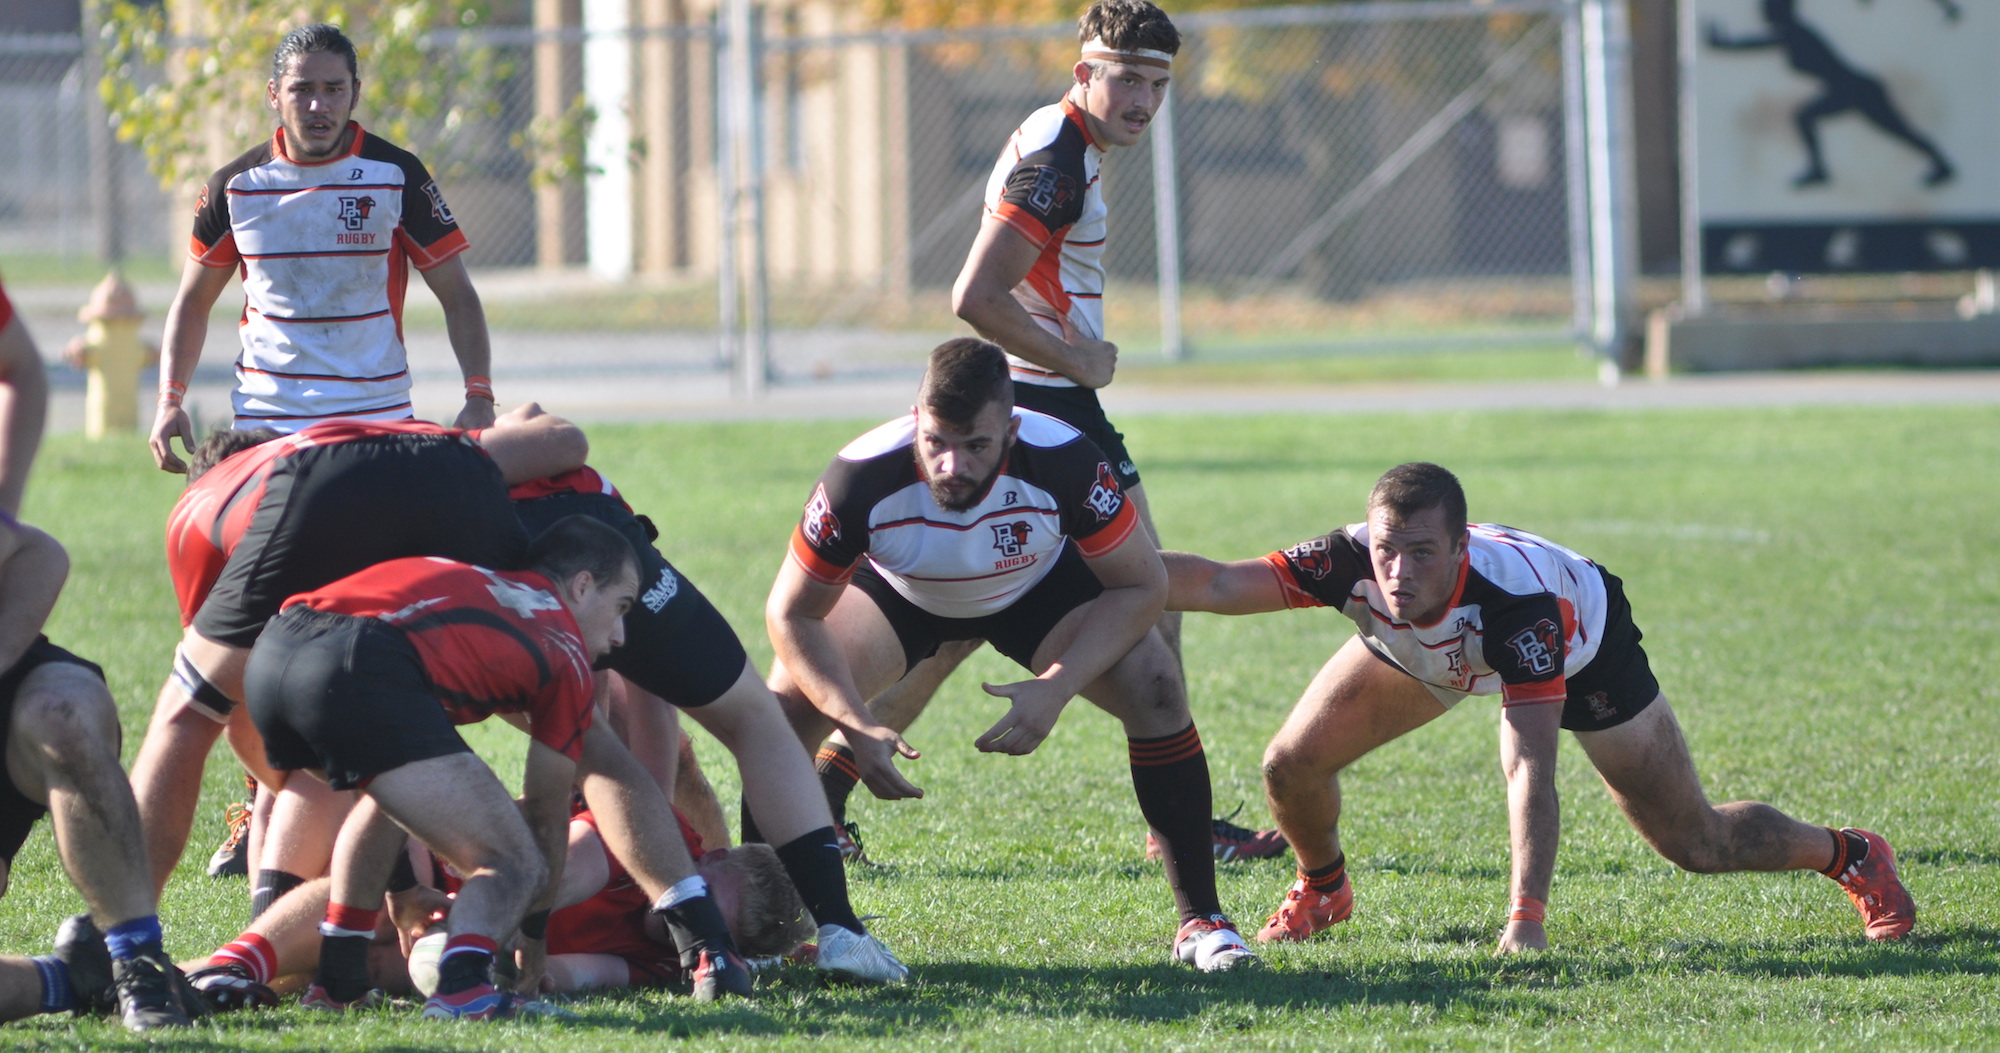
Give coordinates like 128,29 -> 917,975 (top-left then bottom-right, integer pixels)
767,338 -> 1256,972
135,408 -> 583,904
1165,462 -> 1916,950
149,22 -> 497,471
0,281 -> 195,1031
807,0 -> 1283,867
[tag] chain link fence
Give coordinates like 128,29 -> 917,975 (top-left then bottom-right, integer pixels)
1,2 -> 1586,389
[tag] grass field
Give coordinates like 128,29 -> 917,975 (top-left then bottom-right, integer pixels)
1,402 -> 1997,1049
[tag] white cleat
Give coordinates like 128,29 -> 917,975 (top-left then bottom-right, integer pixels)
1174,915 -> 1261,973
815,923 -> 910,984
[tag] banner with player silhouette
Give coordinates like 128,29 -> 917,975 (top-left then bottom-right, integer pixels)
1690,0 -> 1997,273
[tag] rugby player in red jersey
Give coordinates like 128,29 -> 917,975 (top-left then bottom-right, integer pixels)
767,338 -> 1256,972
134,406 -> 584,902
1167,462 -> 1916,950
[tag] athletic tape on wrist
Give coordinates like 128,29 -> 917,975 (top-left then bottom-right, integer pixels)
1509,896 -> 1547,924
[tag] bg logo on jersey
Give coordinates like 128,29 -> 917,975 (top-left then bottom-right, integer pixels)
338,195 -> 376,230
802,484 -> 841,547
1084,463 -> 1123,522
1284,537 -> 1335,580
1027,165 -> 1076,214
1504,618 -> 1563,677
991,520 -> 1034,569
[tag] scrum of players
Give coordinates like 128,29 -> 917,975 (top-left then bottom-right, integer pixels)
0,0 -> 1912,1033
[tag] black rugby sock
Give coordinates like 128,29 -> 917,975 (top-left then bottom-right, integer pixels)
813,743 -> 861,825
1819,828 -> 1870,878
1129,723 -> 1220,923
739,799 -> 764,845
776,827 -> 862,933
1303,854 -> 1348,892
250,869 -> 306,921
653,888 -> 743,971
314,935 -> 372,1003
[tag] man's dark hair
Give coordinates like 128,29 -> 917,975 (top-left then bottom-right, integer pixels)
918,338 -> 1013,428
525,515 -> 637,589
187,427 -> 281,483
1078,1 -> 1182,56
271,23 -> 360,82
1368,462 -> 1468,538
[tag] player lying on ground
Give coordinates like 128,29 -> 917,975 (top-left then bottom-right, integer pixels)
0,515 -> 200,1030
189,805 -> 812,1006
766,338 -> 1256,972
136,407 -> 585,904
1165,461 -> 1916,951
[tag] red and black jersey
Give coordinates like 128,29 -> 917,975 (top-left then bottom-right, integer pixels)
507,466 -> 629,510
280,557 -> 594,760
1261,523 -> 1611,705
190,122 -> 468,430
164,418 -> 477,626
789,409 -> 1137,618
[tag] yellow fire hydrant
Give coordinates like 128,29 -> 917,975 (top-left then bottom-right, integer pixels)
63,272 -> 152,440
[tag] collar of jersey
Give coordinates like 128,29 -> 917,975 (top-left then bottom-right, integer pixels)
1059,96 -> 1103,152
273,121 -> 366,167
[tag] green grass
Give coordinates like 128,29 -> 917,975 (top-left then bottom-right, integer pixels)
3,404 -> 1999,1049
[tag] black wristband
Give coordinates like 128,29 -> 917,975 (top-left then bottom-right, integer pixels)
386,852 -> 418,894
520,909 -> 550,941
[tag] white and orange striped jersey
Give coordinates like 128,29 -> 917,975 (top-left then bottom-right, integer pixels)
1262,523 -> 1611,706
982,97 -> 1107,388
788,409 -> 1138,619
190,122 -> 469,431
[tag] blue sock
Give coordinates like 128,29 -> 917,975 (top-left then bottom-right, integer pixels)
31,956 -> 72,1014
102,916 -> 163,961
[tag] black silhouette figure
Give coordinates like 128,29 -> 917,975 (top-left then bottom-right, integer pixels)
1708,0 -> 1955,188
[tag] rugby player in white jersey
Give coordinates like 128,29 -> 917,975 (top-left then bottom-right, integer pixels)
801,0 -> 1285,869
148,22 -> 496,473
1166,462 -> 1916,951
766,338 -> 1256,972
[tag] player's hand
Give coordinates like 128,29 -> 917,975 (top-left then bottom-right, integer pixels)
148,402 -> 194,473
455,397 -> 497,430
386,886 -> 453,955
1494,919 -> 1548,955
848,723 -> 924,800
513,936 -> 546,995
1068,339 -> 1119,389
974,678 -> 1071,755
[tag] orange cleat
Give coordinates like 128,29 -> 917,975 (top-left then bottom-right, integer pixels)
1254,877 -> 1353,943
1831,828 -> 1915,941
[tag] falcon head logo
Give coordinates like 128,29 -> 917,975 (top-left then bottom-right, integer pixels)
802,484 -> 841,547
1283,537 -> 1335,581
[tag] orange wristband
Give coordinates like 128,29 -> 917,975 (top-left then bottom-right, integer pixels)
464,375 -> 493,401
1509,896 -> 1546,924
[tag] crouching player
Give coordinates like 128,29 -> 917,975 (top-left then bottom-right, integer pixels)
1165,462 -> 1915,951
0,516 -> 196,1030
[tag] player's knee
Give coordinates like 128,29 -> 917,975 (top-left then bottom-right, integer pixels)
1260,742 -> 1316,791
14,678 -> 120,773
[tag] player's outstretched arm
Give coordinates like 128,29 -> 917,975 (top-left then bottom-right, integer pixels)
952,217 -> 1118,389
1162,551 -> 1290,615
976,532 -> 1166,756
0,521 -> 66,673
419,257 -> 497,431
515,738 -> 576,995
151,258 -> 234,473
0,314 -> 47,517
1496,700 -> 1562,954
475,402 -> 589,485
765,557 -> 922,799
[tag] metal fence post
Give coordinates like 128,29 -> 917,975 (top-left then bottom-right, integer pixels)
80,1 -> 123,265
1151,92 -> 1184,362
723,0 -> 766,398
715,5 -> 740,375
1561,0 -> 1594,351
1582,0 -> 1639,373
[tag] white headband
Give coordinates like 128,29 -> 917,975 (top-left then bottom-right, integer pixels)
1080,36 -> 1172,70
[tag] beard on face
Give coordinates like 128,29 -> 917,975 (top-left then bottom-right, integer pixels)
918,435 -> 1011,512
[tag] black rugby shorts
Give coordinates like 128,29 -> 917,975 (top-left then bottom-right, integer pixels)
1013,385 -> 1141,491
0,638 -> 106,862
194,432 -> 528,650
850,542 -> 1105,674
1556,567 -> 1661,733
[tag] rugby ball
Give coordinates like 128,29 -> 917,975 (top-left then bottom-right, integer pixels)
407,931 -> 449,997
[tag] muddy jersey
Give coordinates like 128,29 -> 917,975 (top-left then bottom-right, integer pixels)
281,557 -> 593,760
788,409 -> 1138,619
163,419 -> 478,625
983,97 -> 1106,388
190,122 -> 469,430
1262,523 -> 1610,706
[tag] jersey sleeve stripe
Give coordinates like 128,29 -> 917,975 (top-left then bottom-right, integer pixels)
989,201 -> 1054,247
788,529 -> 856,586
1501,680 -> 1566,706
402,228 -> 470,271
1257,552 -> 1327,609
1073,498 -> 1137,558
189,232 -> 240,267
